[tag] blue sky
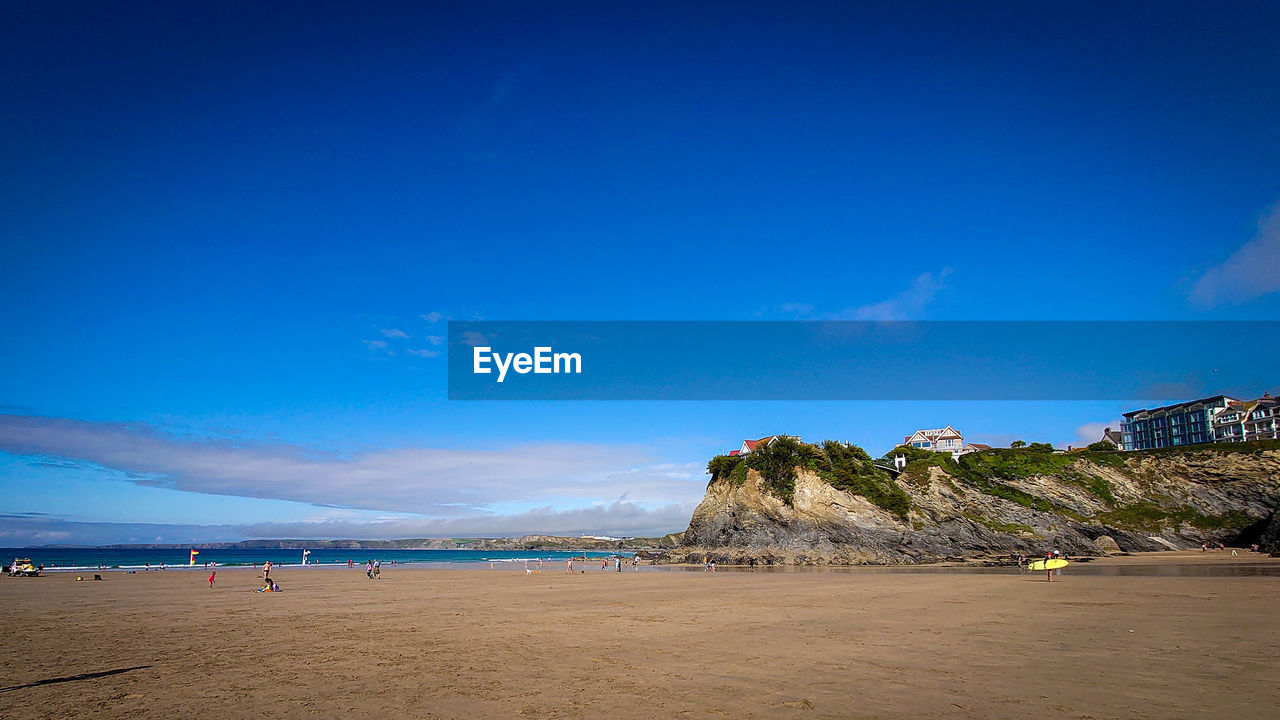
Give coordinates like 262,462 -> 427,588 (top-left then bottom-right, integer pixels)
2,2 -> 1279,545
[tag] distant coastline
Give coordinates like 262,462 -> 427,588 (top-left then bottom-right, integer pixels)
10,533 -> 684,552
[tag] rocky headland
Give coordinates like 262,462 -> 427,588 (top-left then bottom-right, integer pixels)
673,438 -> 1280,565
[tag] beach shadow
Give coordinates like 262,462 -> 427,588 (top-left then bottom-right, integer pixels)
0,665 -> 152,693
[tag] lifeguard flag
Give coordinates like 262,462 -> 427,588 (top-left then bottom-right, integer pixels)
189,549 -> 200,565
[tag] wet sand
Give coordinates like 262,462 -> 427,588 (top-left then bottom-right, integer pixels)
2,553 -> 1278,719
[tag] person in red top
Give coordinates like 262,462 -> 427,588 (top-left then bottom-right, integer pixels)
208,570 -> 216,588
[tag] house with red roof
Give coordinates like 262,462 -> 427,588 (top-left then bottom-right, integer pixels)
732,435 -> 798,455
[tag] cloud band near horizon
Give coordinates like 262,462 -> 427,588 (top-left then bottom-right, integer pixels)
0,413 -> 705,544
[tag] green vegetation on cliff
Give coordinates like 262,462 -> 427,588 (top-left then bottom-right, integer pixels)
706,454 -> 743,483
704,438 -> 1280,536
1129,438 -> 1280,458
884,440 -> 1280,532
1094,502 -> 1255,532
816,440 -> 912,520
888,445 -> 1086,515
706,438 -> 911,519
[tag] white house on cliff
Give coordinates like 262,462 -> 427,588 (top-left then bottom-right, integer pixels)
903,426 -> 964,452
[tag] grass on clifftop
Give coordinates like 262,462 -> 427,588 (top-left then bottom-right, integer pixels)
886,442 -> 1274,531
886,446 -> 1086,517
706,438 -> 912,519
1124,437 -> 1280,458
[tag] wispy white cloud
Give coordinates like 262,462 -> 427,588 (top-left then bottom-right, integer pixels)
425,335 -> 444,346
842,269 -> 953,320
380,328 -> 410,339
406,348 -> 440,358
778,302 -> 815,316
487,71 -> 521,108
421,312 -> 445,323
779,269 -> 953,321
362,339 -> 394,356
1190,202 -> 1280,307
0,415 -> 705,521
0,498 -> 695,545
1073,420 -> 1124,447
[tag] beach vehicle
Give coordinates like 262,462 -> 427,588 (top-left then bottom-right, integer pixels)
8,558 -> 41,577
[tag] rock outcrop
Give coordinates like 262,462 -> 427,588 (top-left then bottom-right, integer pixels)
1259,512 -> 1280,556
678,441 -> 1280,564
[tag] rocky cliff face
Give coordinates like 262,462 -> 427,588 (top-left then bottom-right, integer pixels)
679,443 -> 1280,564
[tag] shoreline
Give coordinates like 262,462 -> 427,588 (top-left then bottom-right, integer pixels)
21,548 -> 1280,574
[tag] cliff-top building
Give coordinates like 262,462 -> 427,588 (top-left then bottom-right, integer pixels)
1098,427 -> 1124,449
728,435 -> 800,456
903,426 -> 964,452
1122,392 -> 1279,450
1243,394 -> 1279,440
1121,395 -> 1237,451
1213,393 -> 1278,443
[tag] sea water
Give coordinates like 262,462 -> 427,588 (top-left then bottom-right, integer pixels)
1,547 -> 593,572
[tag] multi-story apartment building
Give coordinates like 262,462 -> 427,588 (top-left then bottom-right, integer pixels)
1120,395 -> 1237,451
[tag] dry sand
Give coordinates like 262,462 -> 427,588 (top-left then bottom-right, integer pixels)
2,553 -> 1278,719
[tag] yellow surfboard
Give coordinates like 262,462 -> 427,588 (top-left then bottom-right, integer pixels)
1028,558 -> 1069,571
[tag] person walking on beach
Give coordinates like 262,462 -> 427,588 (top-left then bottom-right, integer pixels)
1044,552 -> 1054,582
565,558 -> 574,573
208,570 -> 216,589
366,560 -> 374,579
615,556 -> 621,573
263,560 -> 272,582
373,560 -> 381,579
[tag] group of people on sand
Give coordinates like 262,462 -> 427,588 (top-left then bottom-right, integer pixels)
206,559 -> 282,591
252,560 -> 279,591
561,555 -> 641,574
365,559 -> 381,579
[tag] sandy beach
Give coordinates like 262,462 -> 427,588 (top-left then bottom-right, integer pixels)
2,553 -> 1278,719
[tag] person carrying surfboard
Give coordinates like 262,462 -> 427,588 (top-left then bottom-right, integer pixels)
1027,554 -> 1068,578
